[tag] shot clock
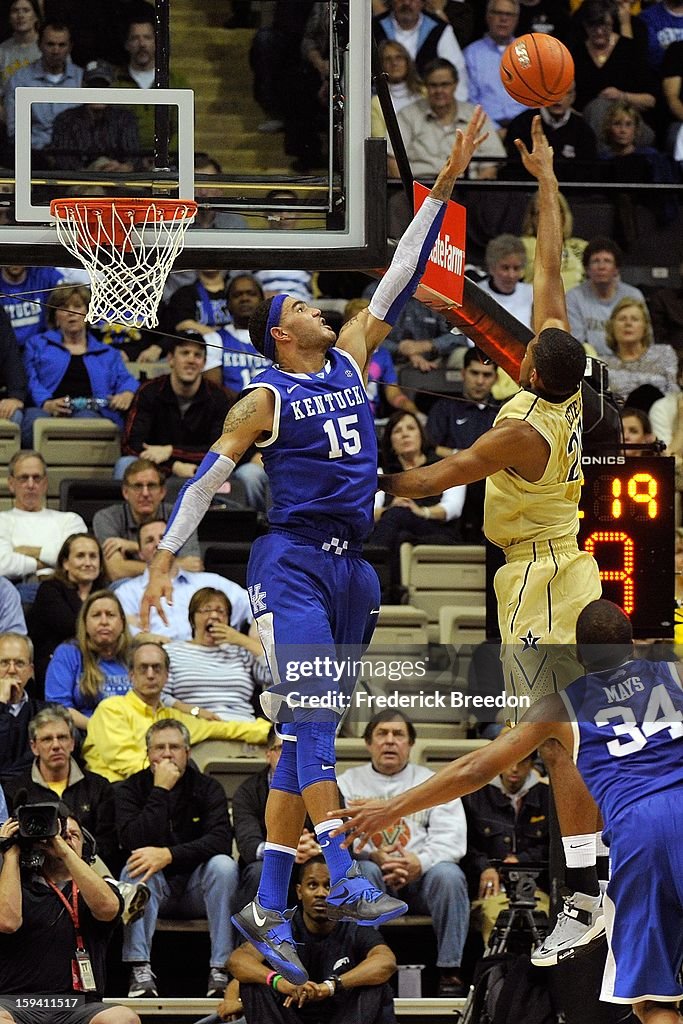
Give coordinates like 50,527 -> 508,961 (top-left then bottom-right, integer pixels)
486,457 -> 675,640
578,456 -> 674,637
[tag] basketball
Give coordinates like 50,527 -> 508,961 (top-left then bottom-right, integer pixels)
500,33 -> 574,108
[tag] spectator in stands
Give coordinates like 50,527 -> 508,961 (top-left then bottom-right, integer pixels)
345,299 -> 421,420
0,631 -> 48,777
164,586 -> 269,722
82,640 -> 269,783
22,284 -> 138,448
0,303 -> 26,427
603,296 -> 678,410
232,727 -> 326,908
428,347 -> 500,457
115,519 -> 251,644
27,533 -> 107,691
519,190 -> 588,291
388,58 -> 504,180
0,264 -> 63,349
517,0 -> 571,39
464,0 -> 527,131
423,0 -> 480,49
0,808 -> 137,1024
478,233 -> 534,329
661,39 -> 683,161
649,354 -> 683,445
640,0 -> 683,71
116,717 -> 239,1000
253,190 -> 315,304
371,411 -> 465,600
371,40 -> 425,141
463,747 -> 549,944
504,82 -> 599,182
373,0 -> 468,96
45,589 -> 132,732
223,856 -> 397,1024
192,152 -> 248,231
2,703 -> 120,872
598,99 -> 677,188
92,458 -> 202,582
337,711 -> 469,998
203,275 -> 270,395
49,59 -> 141,172
0,451 -> 87,600
118,333 -> 232,485
0,577 -> 26,634
164,269 -> 231,334
569,0 -> 656,123
566,236 -> 647,355
620,405 -> 655,453
5,21 -> 83,162
114,11 -> 188,163
0,0 -> 40,90
365,283 -> 462,372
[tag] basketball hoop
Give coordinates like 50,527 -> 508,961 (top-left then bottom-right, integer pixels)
50,197 -> 198,329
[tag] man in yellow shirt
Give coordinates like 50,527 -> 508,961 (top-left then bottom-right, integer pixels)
83,641 -> 269,783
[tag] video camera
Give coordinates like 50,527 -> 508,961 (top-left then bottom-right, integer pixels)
0,800 -> 62,871
495,862 -> 547,908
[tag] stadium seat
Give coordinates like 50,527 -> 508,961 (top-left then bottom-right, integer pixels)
59,479 -> 123,528
0,421 -> 20,509
33,419 -> 121,500
401,545 -> 486,640
369,604 -> 430,647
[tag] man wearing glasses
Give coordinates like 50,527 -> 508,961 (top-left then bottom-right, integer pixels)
464,0 -> 527,132
92,458 -> 201,583
0,632 -> 49,777
0,451 -> 87,602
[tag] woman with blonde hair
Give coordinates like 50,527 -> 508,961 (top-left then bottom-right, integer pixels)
604,296 -> 678,410
371,40 -> 425,140
520,191 -> 588,290
45,589 -> 132,732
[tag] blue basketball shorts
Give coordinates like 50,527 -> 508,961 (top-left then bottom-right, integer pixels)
601,788 -> 683,1004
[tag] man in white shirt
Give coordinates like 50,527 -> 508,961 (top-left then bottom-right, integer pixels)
337,710 -> 470,998
115,520 -> 251,642
0,451 -> 86,601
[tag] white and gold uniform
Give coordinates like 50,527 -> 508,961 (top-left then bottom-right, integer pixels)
484,387 -> 601,711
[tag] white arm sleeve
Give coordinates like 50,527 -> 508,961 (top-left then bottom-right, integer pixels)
158,452 -> 235,555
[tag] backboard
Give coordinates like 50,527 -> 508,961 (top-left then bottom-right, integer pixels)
0,0 -> 385,270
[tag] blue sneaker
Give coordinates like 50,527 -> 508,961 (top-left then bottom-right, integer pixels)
231,899 -> 308,985
325,863 -> 408,926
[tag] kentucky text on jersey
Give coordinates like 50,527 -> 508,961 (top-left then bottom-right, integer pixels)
291,385 -> 366,420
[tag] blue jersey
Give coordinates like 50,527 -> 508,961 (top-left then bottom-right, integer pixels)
562,659 -> 683,831
217,327 -> 271,392
0,266 -> 63,347
246,347 -> 377,542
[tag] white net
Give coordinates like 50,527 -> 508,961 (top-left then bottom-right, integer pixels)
50,198 -> 197,329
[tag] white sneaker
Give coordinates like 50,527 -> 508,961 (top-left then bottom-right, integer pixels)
531,891 -> 605,967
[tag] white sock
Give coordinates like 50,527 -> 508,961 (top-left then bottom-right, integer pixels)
562,833 -> 596,868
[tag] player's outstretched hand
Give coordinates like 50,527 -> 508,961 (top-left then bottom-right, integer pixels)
140,563 -> 174,628
327,798 -> 403,849
432,105 -> 489,197
514,115 -> 555,183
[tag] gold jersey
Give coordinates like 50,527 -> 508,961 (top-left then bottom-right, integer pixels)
484,387 -> 583,550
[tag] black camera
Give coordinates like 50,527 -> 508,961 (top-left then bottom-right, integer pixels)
0,801 -> 62,871
496,862 -> 546,908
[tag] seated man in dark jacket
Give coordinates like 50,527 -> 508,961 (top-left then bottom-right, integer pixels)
0,633 -> 48,778
463,748 -> 550,945
115,718 -> 238,1001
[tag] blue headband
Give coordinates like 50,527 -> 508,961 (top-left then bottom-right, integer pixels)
263,293 -> 287,361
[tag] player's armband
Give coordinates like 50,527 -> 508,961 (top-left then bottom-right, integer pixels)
158,451 -> 235,554
368,196 -> 445,326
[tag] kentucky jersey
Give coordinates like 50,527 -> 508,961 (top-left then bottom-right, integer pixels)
485,387 -> 583,549
246,347 -> 377,542
217,326 -> 271,392
561,658 -> 683,831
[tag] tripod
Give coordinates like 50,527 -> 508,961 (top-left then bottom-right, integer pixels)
456,892 -> 550,1024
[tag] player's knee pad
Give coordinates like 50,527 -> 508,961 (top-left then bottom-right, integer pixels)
296,721 -> 337,790
270,733 -> 300,795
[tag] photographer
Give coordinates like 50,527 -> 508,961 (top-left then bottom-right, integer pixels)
463,750 -> 550,944
0,807 -> 139,1024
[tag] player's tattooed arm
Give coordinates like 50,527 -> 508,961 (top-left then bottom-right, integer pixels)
213,387 -> 275,463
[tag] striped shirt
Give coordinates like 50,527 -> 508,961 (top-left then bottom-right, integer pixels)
164,641 -> 271,721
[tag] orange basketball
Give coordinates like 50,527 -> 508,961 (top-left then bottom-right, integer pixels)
500,33 -> 574,108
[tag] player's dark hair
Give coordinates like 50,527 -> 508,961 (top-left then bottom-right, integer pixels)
464,347 -> 497,371
533,327 -> 585,395
296,854 -> 326,885
582,236 -> 623,270
249,296 -> 277,357
576,599 -> 633,671
363,709 -> 417,745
